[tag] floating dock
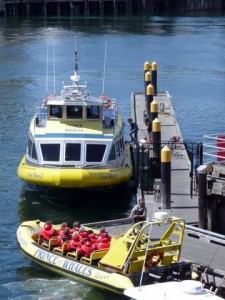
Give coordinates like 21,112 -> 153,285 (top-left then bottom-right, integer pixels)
130,63 -> 225,296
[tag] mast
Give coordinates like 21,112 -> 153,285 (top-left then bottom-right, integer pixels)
71,31 -> 80,85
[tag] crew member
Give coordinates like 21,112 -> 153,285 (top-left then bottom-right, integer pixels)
129,199 -> 147,223
128,118 -> 139,145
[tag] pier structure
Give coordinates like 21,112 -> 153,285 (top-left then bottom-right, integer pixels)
2,0 -> 225,17
130,61 -> 225,294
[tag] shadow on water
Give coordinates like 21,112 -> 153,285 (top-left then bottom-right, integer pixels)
18,185 -> 136,225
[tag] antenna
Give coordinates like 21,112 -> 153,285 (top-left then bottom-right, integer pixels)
45,42 -> 49,95
101,41 -> 107,95
74,31 -> 78,75
53,44 -> 55,94
71,31 -> 80,84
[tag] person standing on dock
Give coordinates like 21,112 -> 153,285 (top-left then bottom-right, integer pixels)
129,199 -> 147,223
128,118 -> 139,145
145,118 -> 152,143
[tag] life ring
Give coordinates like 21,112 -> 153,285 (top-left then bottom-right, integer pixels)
145,251 -> 164,269
101,96 -> 111,109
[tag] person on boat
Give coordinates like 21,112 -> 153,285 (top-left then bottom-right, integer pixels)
38,220 -> 58,243
145,118 -> 152,143
78,226 -> 88,238
57,222 -> 70,236
96,233 -> 111,250
129,199 -> 147,223
56,228 -> 71,247
69,233 -> 82,251
71,221 -> 81,235
98,228 -> 107,237
80,240 -> 96,257
128,118 -> 139,145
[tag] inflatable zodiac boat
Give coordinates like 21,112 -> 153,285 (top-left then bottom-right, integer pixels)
17,215 -> 193,294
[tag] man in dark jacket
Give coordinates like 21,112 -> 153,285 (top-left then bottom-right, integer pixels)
128,118 -> 138,145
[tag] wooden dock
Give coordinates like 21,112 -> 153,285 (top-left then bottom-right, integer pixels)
130,89 -> 225,295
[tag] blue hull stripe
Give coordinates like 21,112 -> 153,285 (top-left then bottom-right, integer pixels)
34,133 -> 113,139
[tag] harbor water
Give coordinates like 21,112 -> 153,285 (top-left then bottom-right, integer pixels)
1,14 -> 225,299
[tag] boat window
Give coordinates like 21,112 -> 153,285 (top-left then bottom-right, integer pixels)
65,143 -> 81,161
27,138 -> 32,156
108,144 -> 116,161
41,144 -> 60,161
27,138 -> 37,160
67,105 -> 83,119
31,143 -> 38,160
87,106 -> 100,119
120,137 -> 125,150
86,144 -> 106,162
115,141 -> 121,158
50,105 -> 63,118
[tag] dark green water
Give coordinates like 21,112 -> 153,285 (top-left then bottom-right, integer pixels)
1,15 -> 225,299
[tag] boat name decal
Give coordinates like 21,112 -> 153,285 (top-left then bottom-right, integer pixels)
34,249 -> 60,265
65,124 -> 84,132
66,124 -> 82,128
99,174 -> 118,179
34,249 -> 94,277
28,171 -> 44,179
65,128 -> 84,132
63,260 -> 93,276
94,271 -> 110,280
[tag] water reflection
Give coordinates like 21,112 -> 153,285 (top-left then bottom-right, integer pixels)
18,185 -> 136,225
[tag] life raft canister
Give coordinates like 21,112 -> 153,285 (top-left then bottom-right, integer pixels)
145,251 -> 164,269
100,95 -> 111,109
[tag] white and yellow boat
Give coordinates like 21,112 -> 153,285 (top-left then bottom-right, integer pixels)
18,48 -> 133,192
17,214 -> 192,294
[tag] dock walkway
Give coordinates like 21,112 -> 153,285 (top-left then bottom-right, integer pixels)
131,91 -> 225,293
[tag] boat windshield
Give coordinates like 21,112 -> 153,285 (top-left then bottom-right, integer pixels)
36,142 -> 107,164
87,105 -> 100,119
66,105 -> 83,119
86,144 -> 106,162
50,105 -> 63,118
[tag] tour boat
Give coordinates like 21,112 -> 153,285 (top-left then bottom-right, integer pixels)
17,48 -> 133,192
124,280 -> 223,299
17,214 -> 192,294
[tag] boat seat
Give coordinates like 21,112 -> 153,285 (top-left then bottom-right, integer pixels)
80,249 -> 108,265
66,249 -> 81,260
53,241 -> 70,255
31,232 -> 40,242
42,236 -> 58,250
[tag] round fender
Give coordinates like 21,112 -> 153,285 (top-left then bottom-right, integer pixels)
145,251 -> 164,269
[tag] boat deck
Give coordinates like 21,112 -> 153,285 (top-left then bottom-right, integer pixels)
130,90 -> 225,294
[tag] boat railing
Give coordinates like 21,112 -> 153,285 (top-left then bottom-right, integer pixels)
203,133 -> 225,164
35,106 -> 47,127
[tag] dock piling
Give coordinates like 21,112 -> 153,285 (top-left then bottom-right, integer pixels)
151,61 -> 157,96
161,145 -> 171,209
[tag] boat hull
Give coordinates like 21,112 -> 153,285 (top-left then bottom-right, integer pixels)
18,156 -> 133,189
17,221 -> 134,294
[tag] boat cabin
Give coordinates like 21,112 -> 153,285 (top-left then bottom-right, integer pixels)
27,86 -> 125,168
